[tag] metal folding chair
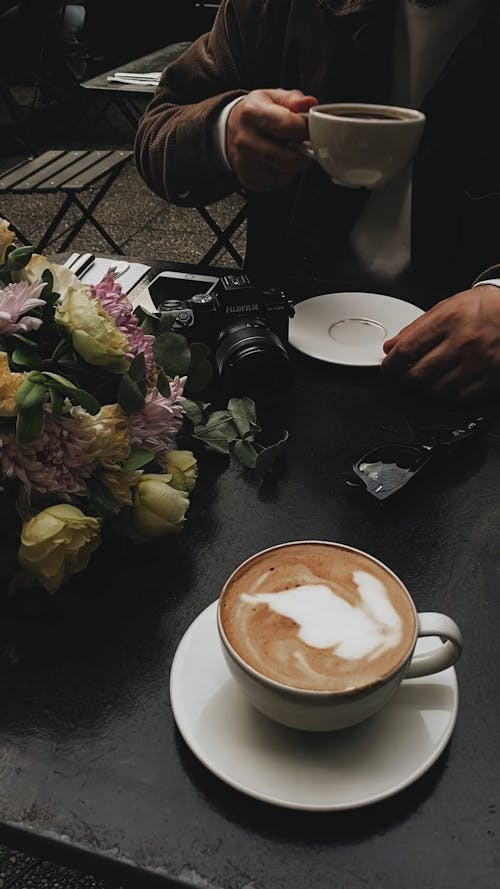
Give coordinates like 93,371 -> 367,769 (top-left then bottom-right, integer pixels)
0,148 -> 131,253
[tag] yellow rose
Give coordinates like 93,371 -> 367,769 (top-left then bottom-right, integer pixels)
18,504 -> 101,594
71,403 -> 131,470
16,254 -> 80,297
101,470 -> 141,507
55,289 -> 129,372
162,450 -> 198,492
131,474 -> 190,540
0,351 -> 28,416
0,219 -> 15,263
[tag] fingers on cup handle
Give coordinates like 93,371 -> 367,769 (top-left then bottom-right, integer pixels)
292,112 -> 313,158
295,142 -> 314,159
406,612 -> 463,679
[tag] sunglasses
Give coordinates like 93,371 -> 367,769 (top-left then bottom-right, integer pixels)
349,415 -> 487,501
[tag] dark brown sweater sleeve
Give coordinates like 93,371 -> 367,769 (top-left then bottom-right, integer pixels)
134,0 -> 264,207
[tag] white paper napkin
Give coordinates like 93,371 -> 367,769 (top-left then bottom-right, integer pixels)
78,258 -> 150,294
107,72 -> 161,86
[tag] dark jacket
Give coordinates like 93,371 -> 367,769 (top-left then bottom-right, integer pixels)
135,0 -> 500,296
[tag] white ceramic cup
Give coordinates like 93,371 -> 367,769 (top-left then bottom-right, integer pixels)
217,541 -> 462,732
300,102 -> 426,189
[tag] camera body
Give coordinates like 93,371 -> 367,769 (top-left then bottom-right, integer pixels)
157,273 -> 293,345
156,273 -> 295,396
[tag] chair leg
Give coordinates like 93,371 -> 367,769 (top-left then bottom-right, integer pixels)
68,194 -> 125,253
33,163 -> 127,253
0,212 -> 31,247
197,204 -> 247,267
36,193 -> 74,252
58,163 -> 126,251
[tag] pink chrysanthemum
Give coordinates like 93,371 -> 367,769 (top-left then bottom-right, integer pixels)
0,280 -> 46,335
0,411 -> 95,496
91,274 -> 155,376
127,377 -> 186,453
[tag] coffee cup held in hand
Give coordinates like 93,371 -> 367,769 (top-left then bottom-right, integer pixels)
217,541 -> 461,731
300,103 -> 426,189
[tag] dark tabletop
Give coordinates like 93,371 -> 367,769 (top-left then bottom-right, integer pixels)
0,262 -> 498,889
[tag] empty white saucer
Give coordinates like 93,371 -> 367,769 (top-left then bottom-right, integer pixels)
289,291 -> 424,366
170,602 -> 458,811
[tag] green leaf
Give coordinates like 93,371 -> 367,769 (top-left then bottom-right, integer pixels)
86,476 -> 120,520
65,387 -> 100,415
158,312 -> 175,334
153,331 -> 191,377
182,398 -> 208,426
254,430 -> 289,477
41,269 -> 54,291
11,334 -> 38,348
3,243 -> 17,263
228,397 -> 261,439
15,381 -> 45,410
16,403 -> 44,444
186,341 -> 213,393
40,291 -> 60,309
193,410 -> 238,455
156,369 -> 171,398
26,371 -> 47,384
50,339 -> 72,363
127,352 -> 147,397
6,245 -> 34,270
135,306 -> 158,334
233,439 -> 258,469
49,386 -> 65,417
117,372 -> 146,415
122,448 -> 155,472
40,371 -> 78,389
11,347 -> 43,370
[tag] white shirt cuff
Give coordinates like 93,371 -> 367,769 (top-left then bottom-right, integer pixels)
214,95 -> 246,172
472,278 -> 500,289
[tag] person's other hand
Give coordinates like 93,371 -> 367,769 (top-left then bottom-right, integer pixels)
226,88 -> 317,191
381,285 -> 500,401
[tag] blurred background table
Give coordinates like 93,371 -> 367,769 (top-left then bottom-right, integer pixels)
81,42 -> 192,131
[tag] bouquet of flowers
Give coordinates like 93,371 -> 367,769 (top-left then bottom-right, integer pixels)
0,221 -> 287,600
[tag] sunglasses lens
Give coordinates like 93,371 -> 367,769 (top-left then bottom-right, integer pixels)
354,444 -> 429,499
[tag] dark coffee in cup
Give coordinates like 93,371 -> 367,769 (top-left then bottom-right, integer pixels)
330,109 -> 415,121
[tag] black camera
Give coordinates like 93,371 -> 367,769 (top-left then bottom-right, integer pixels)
153,272 -> 295,397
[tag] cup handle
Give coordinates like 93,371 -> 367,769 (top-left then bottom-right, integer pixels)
292,111 -> 314,159
295,141 -> 314,159
406,612 -> 462,679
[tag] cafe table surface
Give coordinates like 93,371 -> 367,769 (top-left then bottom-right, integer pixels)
0,260 -> 498,889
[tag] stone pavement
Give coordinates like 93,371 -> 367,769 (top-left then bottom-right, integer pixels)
0,844 -> 120,889
0,85 -> 246,268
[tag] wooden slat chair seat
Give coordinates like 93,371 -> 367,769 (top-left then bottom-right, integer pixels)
0,149 -> 132,253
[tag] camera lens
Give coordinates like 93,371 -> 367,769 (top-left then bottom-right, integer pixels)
214,319 -> 292,397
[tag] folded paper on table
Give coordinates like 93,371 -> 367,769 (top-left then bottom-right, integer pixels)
79,258 -> 150,294
107,72 -> 162,86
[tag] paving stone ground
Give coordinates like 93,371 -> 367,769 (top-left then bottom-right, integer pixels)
0,845 -> 121,889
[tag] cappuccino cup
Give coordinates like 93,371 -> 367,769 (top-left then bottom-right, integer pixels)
300,102 -> 426,189
217,541 -> 462,731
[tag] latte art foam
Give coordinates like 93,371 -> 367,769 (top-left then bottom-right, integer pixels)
220,543 -> 416,692
241,569 -> 403,660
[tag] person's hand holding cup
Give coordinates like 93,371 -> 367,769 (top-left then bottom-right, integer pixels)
217,541 -> 462,732
226,91 -> 425,192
